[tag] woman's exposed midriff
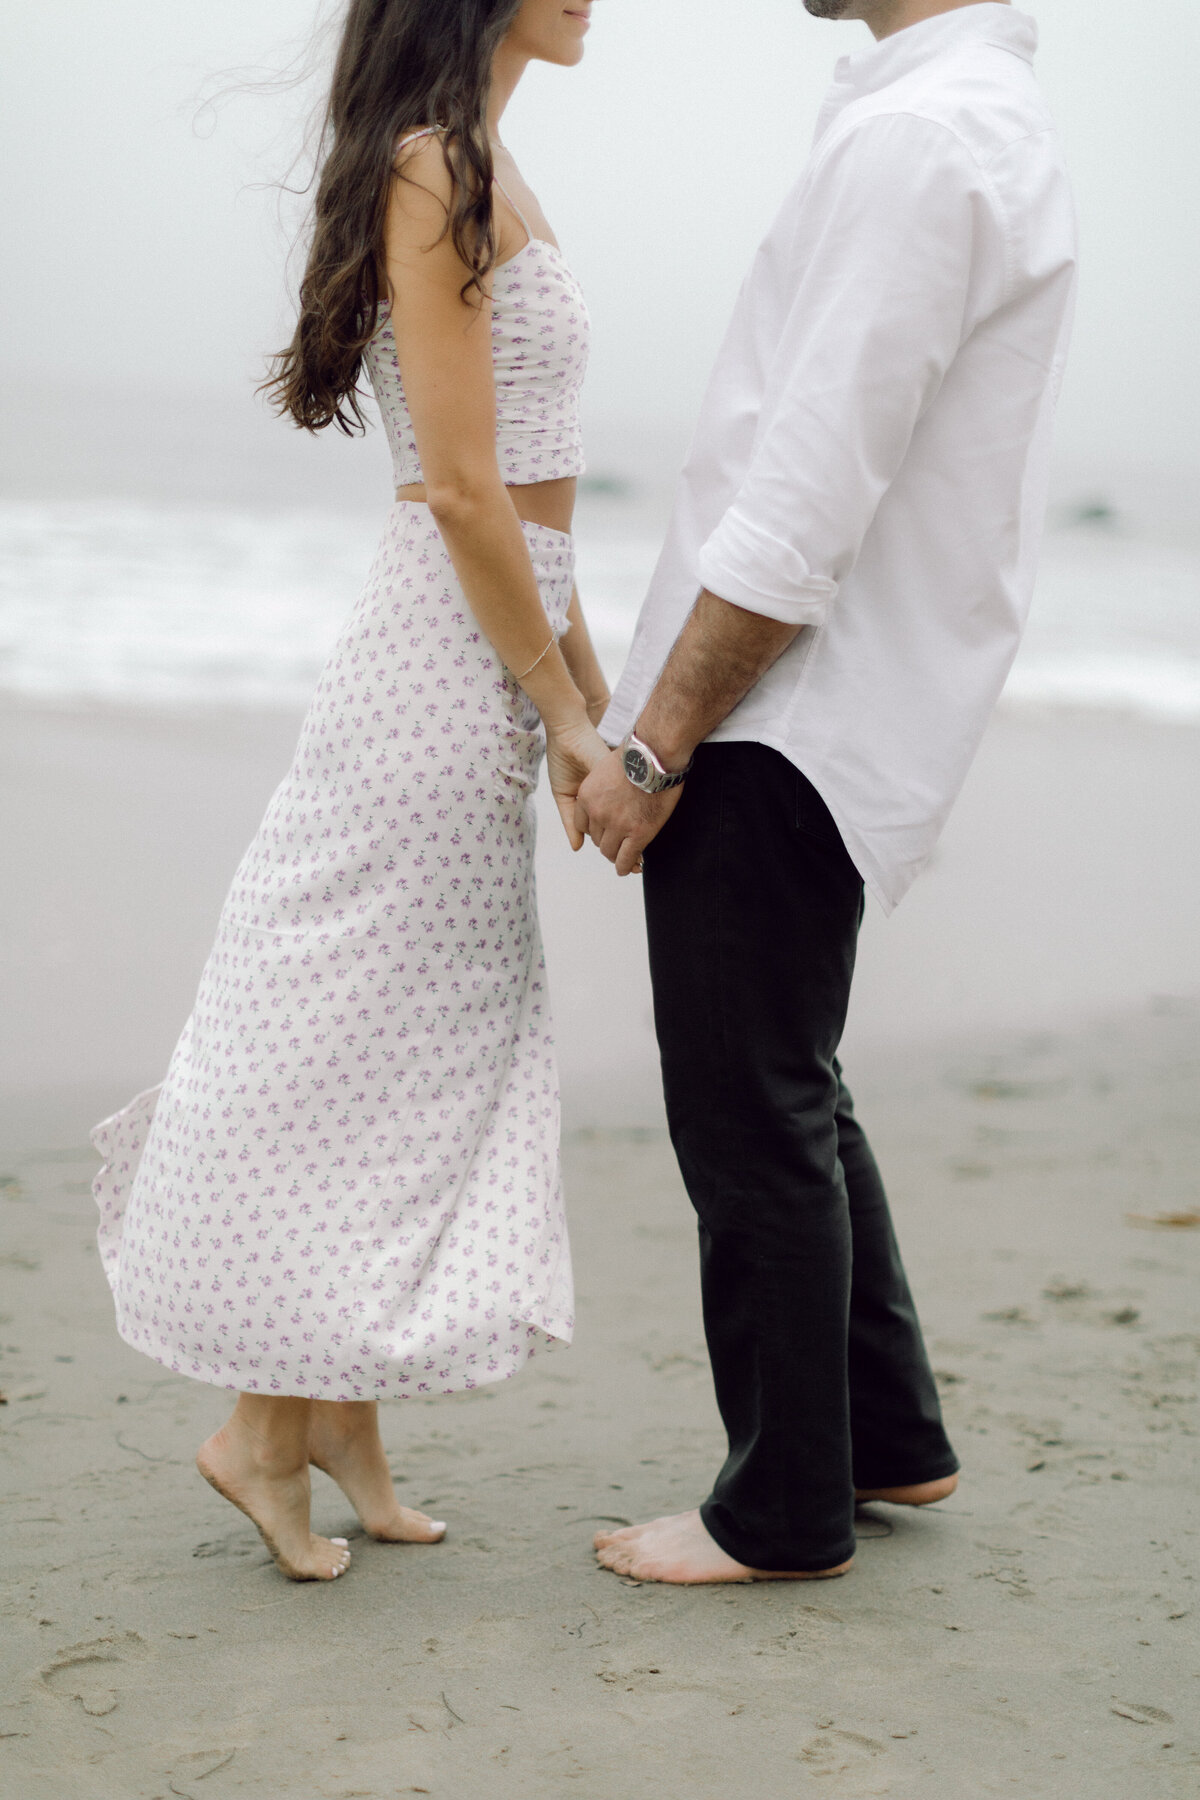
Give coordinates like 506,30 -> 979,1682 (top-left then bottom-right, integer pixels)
394,474 -> 577,536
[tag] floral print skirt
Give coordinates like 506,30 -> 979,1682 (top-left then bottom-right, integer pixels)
92,503 -> 575,1399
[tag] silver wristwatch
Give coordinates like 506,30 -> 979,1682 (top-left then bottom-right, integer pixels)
619,731 -> 692,794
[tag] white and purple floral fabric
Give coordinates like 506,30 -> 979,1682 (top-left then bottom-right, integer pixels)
93,505 -> 577,1397
366,238 -> 589,488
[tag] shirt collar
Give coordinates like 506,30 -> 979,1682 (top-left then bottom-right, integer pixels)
828,5 -> 1037,106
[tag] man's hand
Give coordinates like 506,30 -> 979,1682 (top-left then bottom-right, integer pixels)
575,590 -> 796,874
575,750 -> 684,875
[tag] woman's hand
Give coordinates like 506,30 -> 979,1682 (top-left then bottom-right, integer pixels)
545,717 -> 611,849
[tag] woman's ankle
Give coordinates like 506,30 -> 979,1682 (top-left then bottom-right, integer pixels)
222,1395 -> 314,1473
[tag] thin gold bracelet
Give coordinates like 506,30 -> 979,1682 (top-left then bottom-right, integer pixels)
516,635 -> 556,681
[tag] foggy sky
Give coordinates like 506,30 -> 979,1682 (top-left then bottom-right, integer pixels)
3,0 -> 1199,512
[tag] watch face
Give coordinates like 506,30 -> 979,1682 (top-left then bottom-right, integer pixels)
624,747 -> 651,787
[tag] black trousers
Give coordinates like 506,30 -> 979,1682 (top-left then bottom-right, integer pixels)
643,743 -> 958,1571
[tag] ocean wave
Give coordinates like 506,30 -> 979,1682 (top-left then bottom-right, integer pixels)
2,498 -> 1198,725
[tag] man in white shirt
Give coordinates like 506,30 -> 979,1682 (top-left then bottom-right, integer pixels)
580,0 -> 1077,1583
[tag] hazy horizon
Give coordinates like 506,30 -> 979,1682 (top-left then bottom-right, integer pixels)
3,0 -> 1199,526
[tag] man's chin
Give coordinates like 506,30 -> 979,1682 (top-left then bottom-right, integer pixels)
803,0 -> 856,18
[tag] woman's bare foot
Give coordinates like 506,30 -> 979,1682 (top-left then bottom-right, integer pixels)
855,1474 -> 959,1505
308,1400 -> 446,1544
594,1509 -> 852,1585
196,1396 -> 351,1582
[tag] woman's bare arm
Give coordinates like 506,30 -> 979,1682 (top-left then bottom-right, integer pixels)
384,139 -> 604,835
560,585 -> 610,726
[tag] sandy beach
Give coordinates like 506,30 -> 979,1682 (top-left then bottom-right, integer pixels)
4,0 -> 1200,1786
2,700 -> 1199,1797
3,697 -> 1200,1132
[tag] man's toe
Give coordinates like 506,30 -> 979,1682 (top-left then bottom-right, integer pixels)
596,1524 -> 638,1547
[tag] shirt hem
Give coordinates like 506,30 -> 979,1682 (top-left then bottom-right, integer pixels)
706,727 -> 918,916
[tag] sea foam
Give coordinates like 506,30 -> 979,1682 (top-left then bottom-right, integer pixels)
1,498 -> 1197,723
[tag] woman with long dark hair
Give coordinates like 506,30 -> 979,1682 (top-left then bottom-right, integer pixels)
92,0 -> 607,1581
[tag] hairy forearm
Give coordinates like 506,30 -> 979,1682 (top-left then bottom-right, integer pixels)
431,488 -> 585,730
635,590 -> 801,767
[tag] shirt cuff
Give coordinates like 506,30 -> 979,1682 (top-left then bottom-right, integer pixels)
697,508 -> 837,627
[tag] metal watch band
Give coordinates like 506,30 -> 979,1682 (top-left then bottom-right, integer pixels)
619,731 -> 693,794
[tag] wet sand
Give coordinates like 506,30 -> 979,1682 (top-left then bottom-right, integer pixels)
2,702 -> 1199,1796
2,699 -> 1200,1132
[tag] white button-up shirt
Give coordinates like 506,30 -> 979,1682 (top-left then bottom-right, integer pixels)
603,4 -> 1077,911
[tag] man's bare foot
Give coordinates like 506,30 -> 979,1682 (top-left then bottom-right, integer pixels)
196,1405 -> 351,1582
594,1509 -> 852,1585
855,1474 -> 958,1506
308,1400 -> 446,1544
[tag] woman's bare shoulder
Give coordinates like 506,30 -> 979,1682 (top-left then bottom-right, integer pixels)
391,131 -> 454,202
385,131 -> 460,263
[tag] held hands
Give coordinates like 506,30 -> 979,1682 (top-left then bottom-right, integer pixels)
575,750 -> 684,876
545,717 -> 613,850
545,687 -> 685,872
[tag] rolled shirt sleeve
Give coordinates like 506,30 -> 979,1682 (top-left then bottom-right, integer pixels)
696,112 -> 1006,627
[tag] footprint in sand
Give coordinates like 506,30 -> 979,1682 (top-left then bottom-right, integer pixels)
798,1726 -> 888,1774
1112,1701 -> 1174,1726
39,1631 -> 148,1717
166,1748 -> 237,1791
192,1533 -> 261,1561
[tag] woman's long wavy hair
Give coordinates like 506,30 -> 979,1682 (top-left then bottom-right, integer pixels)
264,0 -> 524,435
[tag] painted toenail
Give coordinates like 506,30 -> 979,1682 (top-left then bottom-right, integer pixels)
431,1522 -> 446,1532
331,1537 -> 349,1545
